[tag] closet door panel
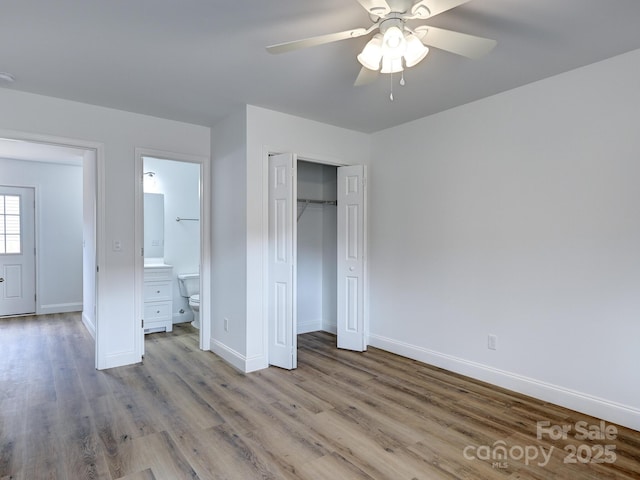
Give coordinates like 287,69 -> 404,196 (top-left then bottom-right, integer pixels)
268,153 -> 297,369
337,165 -> 366,351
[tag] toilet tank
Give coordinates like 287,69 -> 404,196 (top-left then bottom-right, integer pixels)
177,273 -> 199,297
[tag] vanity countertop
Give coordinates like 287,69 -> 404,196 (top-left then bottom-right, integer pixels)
144,259 -> 172,268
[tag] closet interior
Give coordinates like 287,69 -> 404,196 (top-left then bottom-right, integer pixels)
296,160 -> 338,335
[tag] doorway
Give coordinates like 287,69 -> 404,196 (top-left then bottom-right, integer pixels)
296,161 -> 338,336
135,149 -> 210,356
267,152 -> 367,369
0,132 -> 101,365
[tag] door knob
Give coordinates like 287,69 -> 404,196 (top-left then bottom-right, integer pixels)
0,278 -> 4,282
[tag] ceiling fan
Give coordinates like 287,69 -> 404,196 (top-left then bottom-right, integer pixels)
266,0 -> 497,87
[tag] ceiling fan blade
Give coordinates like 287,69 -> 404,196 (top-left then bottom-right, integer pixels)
266,28 -> 368,54
355,0 -> 391,17
414,25 -> 496,59
354,67 -> 379,86
410,0 -> 472,19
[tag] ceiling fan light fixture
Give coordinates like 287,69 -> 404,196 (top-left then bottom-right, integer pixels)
382,25 -> 406,57
380,55 -> 403,74
357,34 -> 383,71
404,33 -> 429,68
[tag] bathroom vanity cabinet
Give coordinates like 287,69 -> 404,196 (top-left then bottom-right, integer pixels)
143,264 -> 173,333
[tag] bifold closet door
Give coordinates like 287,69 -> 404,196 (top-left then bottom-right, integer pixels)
337,165 -> 366,351
267,153 -> 297,369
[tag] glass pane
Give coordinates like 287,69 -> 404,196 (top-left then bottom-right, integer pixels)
5,196 -> 20,215
5,216 -> 19,234
0,196 -> 4,214
0,235 -> 4,254
6,235 -> 20,254
0,218 -> 4,234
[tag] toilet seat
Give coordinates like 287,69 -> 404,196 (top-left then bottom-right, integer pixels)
189,294 -> 200,306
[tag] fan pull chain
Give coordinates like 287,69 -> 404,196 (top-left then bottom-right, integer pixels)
390,72 -> 394,101
389,71 -> 407,101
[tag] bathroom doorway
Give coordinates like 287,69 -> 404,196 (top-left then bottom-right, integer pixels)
134,149 -> 210,356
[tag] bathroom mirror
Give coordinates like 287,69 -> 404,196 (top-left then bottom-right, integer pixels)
144,193 -> 164,259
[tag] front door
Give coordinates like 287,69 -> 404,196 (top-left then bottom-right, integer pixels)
0,186 -> 36,316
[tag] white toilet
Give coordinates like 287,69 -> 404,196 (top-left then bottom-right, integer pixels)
177,273 -> 200,329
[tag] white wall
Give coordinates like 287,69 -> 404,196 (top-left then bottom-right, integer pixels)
297,205 -> 324,333
369,48 -> 640,430
0,157 -> 82,314
0,88 -> 210,369
143,157 -> 200,323
209,105 -> 370,371
210,109 -> 248,367
245,106 -> 370,371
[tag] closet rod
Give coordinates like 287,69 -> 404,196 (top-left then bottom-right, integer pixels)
297,199 -> 337,222
297,199 -> 337,206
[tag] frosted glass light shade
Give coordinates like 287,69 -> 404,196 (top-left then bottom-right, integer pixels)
357,34 -> 383,71
382,25 -> 406,58
404,33 -> 429,68
380,55 -> 403,73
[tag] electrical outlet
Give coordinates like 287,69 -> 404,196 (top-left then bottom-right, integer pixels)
488,334 -> 497,350
224,318 -> 229,332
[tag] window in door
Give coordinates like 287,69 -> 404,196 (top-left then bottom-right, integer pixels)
0,194 -> 21,254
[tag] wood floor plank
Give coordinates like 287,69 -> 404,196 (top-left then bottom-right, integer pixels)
20,401 -> 66,480
295,452 -> 377,480
303,408 -> 439,479
122,430 -> 199,479
1,313 -> 638,480
116,468 -> 156,480
0,401 -> 25,479
91,392 -> 142,479
180,423 -> 281,479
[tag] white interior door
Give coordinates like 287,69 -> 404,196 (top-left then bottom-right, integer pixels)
337,165 -> 366,351
0,186 -> 36,316
268,153 -> 297,369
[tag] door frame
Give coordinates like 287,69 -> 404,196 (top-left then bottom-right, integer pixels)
134,148 -> 211,353
262,146 -> 368,367
0,128 -> 104,367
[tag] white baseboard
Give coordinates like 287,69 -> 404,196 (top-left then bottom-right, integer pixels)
298,319 -> 322,334
210,338 -> 268,373
81,312 -> 96,339
245,353 -> 268,373
322,322 -> 337,335
369,333 -> 640,432
39,302 -> 83,315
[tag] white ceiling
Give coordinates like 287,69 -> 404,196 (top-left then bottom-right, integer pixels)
0,138 -> 85,165
1,0 -> 640,134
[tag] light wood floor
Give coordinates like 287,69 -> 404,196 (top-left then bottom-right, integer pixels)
1,313 -> 638,479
